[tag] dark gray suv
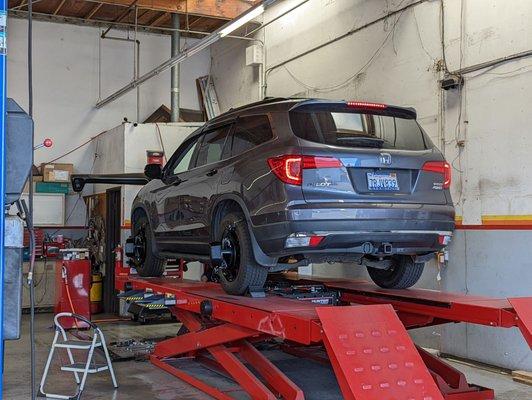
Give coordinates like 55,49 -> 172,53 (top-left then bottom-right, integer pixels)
129,98 -> 455,294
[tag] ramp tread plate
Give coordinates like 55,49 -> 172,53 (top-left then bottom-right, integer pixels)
317,304 -> 444,400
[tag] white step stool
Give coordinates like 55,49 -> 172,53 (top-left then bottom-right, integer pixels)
39,312 -> 118,399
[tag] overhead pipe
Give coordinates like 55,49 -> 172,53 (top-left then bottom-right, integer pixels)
171,13 -> 180,122
134,5 -> 140,121
95,0 -> 277,109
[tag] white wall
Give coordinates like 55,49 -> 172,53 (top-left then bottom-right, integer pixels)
7,17 -> 210,226
210,0 -> 532,370
7,17 -> 210,172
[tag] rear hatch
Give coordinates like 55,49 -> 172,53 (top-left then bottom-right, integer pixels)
289,101 -> 449,205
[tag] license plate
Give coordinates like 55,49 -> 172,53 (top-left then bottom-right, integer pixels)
367,172 -> 399,191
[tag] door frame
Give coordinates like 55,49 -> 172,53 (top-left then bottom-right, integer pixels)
104,187 -> 121,313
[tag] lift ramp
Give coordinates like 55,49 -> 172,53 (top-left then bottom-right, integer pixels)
116,275 -> 532,399
318,305 -> 444,400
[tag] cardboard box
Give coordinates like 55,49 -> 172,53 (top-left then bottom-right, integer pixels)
41,163 -> 74,182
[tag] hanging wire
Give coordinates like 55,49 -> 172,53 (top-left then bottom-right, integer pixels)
281,9 -> 406,94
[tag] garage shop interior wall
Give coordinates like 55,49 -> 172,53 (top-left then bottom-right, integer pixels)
7,17 -> 210,225
210,0 -> 532,370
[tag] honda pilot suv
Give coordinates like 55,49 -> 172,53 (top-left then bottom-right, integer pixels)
128,98 -> 455,294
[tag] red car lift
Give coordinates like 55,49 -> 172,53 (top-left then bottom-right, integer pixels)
116,274 -> 532,400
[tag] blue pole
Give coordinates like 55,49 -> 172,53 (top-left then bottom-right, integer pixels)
0,0 -> 6,397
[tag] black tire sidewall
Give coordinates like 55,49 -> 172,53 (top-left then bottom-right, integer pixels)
132,213 -> 166,277
367,256 -> 425,289
216,213 -> 267,295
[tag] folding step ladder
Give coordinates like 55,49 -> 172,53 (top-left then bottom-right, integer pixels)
39,312 -> 118,399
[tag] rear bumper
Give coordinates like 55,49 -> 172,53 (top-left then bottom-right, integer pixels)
251,203 -> 455,259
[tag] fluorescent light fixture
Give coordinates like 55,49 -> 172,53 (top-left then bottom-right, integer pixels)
220,5 -> 265,37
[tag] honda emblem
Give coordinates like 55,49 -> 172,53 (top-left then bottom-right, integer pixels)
379,153 -> 392,165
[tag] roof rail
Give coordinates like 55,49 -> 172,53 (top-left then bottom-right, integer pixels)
226,97 -> 293,113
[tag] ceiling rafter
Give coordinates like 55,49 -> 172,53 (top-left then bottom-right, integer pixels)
187,16 -> 203,30
53,0 -> 67,15
8,0 -> 259,37
83,0 -> 255,20
149,11 -> 169,27
134,8 -> 152,24
84,2 -> 103,19
12,0 -> 27,10
100,0 -> 137,36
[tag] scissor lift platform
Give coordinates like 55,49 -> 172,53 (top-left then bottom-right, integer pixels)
116,275 -> 532,400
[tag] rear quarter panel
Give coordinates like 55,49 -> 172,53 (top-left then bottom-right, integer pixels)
222,112 -> 304,228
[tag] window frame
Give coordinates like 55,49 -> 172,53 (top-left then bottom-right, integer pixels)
229,113 -> 276,158
192,123 -> 234,169
289,110 -> 432,151
162,133 -> 203,182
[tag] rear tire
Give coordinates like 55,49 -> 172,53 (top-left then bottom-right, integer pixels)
216,213 -> 268,295
132,213 -> 166,277
367,256 -> 424,289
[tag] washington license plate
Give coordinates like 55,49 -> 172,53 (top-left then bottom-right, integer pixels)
367,172 -> 399,191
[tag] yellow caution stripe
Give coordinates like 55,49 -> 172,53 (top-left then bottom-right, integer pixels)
144,304 -> 167,309
455,215 -> 532,230
125,296 -> 144,301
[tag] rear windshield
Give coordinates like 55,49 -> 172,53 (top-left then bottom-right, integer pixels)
290,110 -> 433,150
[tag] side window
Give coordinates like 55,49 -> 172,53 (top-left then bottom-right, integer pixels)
392,118 -> 427,150
231,115 -> 273,156
194,125 -> 232,168
172,136 -> 201,175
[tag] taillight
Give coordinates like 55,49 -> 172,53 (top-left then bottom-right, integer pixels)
285,233 -> 325,248
422,161 -> 451,189
267,155 -> 342,186
347,101 -> 387,110
302,156 -> 343,169
267,155 -> 303,185
438,234 -> 452,246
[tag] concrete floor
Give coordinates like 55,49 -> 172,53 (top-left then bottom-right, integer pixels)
4,314 -> 532,399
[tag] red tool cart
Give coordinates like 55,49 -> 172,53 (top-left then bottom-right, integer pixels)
55,248 -> 91,329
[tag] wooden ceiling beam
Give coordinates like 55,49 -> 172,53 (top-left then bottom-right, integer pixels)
149,11 -> 169,27
11,0 -> 27,10
100,0 -> 138,36
135,8 -> 153,24
187,16 -> 203,29
84,0 -> 256,20
53,0 -> 67,15
84,2 -> 103,18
